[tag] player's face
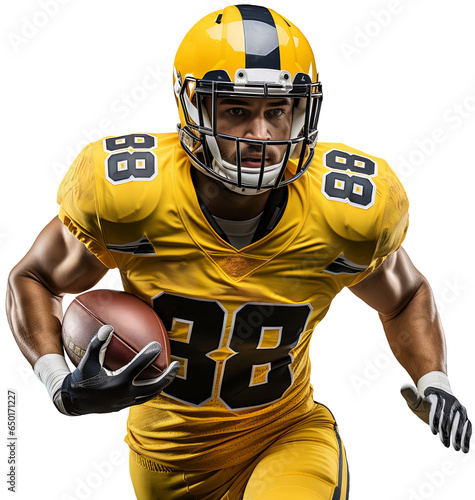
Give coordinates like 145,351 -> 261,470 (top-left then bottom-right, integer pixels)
214,97 -> 293,168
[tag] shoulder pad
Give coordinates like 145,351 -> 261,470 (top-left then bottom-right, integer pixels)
311,142 -> 407,241
88,132 -> 180,223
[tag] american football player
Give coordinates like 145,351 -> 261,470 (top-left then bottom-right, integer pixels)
6,4 -> 471,499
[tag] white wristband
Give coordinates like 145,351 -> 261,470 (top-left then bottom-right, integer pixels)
417,371 -> 453,397
34,354 -> 71,412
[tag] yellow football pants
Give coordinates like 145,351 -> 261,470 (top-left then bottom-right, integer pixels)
129,404 -> 349,499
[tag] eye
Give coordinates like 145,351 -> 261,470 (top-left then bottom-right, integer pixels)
268,108 -> 286,118
227,107 -> 246,117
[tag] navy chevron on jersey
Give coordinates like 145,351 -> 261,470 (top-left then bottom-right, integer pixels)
57,132 -> 409,470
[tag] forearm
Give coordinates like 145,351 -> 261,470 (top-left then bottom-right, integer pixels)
7,217 -> 109,368
7,267 -> 64,367
351,249 -> 471,452
380,278 -> 447,384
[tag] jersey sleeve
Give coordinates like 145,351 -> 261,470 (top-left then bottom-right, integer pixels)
348,161 -> 409,286
57,145 -> 117,269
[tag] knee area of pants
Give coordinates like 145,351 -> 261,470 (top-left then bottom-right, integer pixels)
245,481 -> 335,500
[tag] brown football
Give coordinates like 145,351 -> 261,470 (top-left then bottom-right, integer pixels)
61,289 -> 170,380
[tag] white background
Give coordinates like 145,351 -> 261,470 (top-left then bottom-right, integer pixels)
2,0 -> 475,499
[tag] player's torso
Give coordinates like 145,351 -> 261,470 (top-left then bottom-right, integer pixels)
87,132 -> 406,468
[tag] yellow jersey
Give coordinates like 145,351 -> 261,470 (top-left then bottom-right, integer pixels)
57,132 -> 409,470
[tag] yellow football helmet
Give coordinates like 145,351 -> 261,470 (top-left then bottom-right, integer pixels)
173,4 -> 323,195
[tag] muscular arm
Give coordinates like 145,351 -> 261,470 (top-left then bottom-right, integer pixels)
350,248 -> 472,452
349,247 -> 446,383
7,216 -> 179,416
6,217 -> 108,366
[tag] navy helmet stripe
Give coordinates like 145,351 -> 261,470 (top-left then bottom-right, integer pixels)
236,4 -> 280,70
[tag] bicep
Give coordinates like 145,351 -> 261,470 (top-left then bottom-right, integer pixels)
349,247 -> 425,316
14,216 -> 108,296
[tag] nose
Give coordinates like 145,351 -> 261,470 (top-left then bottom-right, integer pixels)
243,114 -> 271,141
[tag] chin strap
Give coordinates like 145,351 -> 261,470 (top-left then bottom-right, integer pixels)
211,157 -> 284,195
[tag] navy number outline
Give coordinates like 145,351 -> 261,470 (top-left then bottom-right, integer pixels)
103,133 -> 157,185
322,149 -> 377,209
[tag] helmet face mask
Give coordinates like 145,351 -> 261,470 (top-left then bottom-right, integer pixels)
174,5 -> 323,195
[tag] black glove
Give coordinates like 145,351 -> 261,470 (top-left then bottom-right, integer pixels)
401,384 -> 472,453
60,325 -> 179,415
424,387 -> 472,452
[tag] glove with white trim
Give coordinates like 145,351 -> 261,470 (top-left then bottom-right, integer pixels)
35,325 -> 179,416
401,371 -> 472,453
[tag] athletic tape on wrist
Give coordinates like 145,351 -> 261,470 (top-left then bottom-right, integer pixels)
417,371 -> 453,397
34,353 -> 71,402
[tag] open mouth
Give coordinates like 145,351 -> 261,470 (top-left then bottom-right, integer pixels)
241,156 -> 270,168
